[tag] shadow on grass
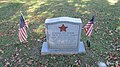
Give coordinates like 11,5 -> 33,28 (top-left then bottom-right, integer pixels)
34,0 -> 91,18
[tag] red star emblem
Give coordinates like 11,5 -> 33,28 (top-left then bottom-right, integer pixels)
59,24 -> 68,32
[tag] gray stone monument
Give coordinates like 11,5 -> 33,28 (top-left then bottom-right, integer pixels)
41,17 -> 85,55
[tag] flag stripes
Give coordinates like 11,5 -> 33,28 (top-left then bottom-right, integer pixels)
84,16 -> 94,37
86,24 -> 93,36
18,15 -> 28,43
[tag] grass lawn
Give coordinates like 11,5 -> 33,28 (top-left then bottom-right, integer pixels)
0,0 -> 120,67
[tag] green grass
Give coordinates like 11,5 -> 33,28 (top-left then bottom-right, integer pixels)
0,0 -> 120,67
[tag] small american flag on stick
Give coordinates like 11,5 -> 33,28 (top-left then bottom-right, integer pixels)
84,16 -> 94,37
18,14 -> 28,43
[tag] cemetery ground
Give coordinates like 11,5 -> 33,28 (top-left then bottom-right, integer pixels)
0,0 -> 120,67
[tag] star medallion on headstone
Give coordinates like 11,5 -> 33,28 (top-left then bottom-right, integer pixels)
59,24 -> 68,32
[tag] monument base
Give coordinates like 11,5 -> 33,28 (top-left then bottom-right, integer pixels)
41,42 -> 86,55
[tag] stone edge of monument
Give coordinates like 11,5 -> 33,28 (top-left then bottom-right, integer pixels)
41,42 -> 86,55
45,17 -> 82,24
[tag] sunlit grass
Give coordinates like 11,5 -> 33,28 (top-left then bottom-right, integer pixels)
117,27 -> 120,30
107,0 -> 118,5
27,1 -> 45,13
82,0 -> 90,2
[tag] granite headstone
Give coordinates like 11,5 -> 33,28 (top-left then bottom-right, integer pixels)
41,17 -> 85,55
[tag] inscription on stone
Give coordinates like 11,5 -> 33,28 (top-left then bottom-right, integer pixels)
47,23 -> 80,50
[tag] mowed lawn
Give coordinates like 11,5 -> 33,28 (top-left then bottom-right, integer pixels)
0,0 -> 120,67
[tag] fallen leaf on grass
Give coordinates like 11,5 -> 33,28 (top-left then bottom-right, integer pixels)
26,65 -> 30,67
37,16 -> 44,21
75,59 -> 81,66
0,56 -> 3,60
5,44 -> 11,46
108,52 -> 117,60
25,20 -> 30,23
30,17 -> 35,21
16,52 -> 19,56
113,38 -> 118,44
4,61 -> 10,67
0,33 -> 4,36
28,47 -> 31,50
0,49 -> 4,53
40,64 -> 45,67
27,60 -> 33,65
106,60 -> 110,65
106,61 -> 114,66
109,30 -> 114,35
15,47 -> 18,52
115,61 -> 119,67
116,46 -> 120,51
37,39 -> 40,41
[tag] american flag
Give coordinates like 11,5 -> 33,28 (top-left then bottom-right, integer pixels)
84,16 -> 94,37
18,15 -> 28,43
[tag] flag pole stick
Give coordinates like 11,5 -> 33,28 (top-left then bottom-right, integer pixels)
86,36 -> 91,47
